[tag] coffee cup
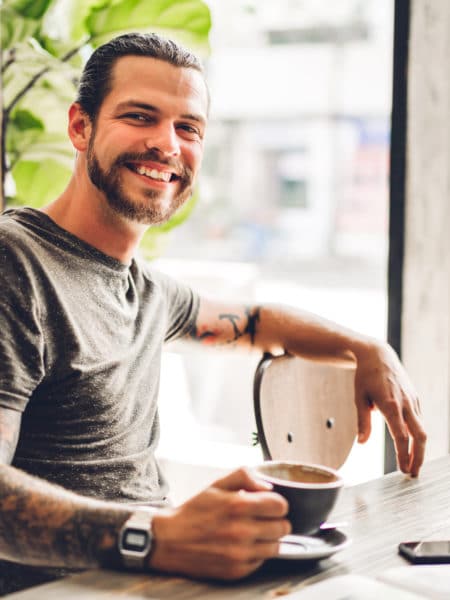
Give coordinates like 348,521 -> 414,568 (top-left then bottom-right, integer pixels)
254,461 -> 343,535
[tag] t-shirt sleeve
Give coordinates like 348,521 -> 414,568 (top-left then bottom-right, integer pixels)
0,240 -> 45,412
146,266 -> 199,343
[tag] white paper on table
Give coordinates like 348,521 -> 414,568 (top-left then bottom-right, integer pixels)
283,574 -> 427,599
378,565 -> 450,600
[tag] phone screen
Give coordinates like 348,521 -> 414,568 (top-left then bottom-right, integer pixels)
412,541 -> 450,556
399,540 -> 450,563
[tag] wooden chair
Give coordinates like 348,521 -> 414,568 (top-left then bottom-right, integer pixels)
253,353 -> 358,470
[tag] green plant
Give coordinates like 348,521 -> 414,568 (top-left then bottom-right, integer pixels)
1,0 -> 211,245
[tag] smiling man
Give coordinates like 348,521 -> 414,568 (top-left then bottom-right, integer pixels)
0,33 -> 426,593
83,57 -> 204,227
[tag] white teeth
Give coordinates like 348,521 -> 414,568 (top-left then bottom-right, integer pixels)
135,165 -> 171,182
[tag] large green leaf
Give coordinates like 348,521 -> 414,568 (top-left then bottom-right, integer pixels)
0,6 -> 41,48
9,109 -> 44,132
10,159 -> 72,206
4,0 -> 54,19
11,133 -> 75,169
2,41 -> 78,108
6,79 -> 75,174
9,69 -> 77,132
6,109 -> 44,158
1,0 -> 56,48
36,33 -> 87,61
86,0 -> 211,48
61,0 -> 107,44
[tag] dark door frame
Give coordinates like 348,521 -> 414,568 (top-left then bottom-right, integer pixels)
386,0 -> 410,473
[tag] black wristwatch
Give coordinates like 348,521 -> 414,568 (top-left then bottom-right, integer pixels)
118,509 -> 155,570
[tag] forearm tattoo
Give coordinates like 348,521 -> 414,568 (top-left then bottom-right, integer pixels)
0,412 -> 125,569
190,306 -> 261,346
0,465 -> 129,569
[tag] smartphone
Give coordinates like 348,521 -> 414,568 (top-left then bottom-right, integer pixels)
399,540 -> 450,564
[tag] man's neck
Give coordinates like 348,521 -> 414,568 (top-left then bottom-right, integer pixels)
41,178 -> 147,265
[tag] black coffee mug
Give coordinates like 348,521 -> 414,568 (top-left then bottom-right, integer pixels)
254,461 -> 343,535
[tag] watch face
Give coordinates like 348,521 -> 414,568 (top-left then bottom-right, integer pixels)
123,528 -> 149,552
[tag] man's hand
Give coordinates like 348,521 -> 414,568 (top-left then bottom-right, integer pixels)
353,341 -> 426,477
149,468 -> 290,580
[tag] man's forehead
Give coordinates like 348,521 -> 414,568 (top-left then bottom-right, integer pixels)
107,55 -> 208,114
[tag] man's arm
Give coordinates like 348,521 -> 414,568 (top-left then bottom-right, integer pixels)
0,407 -> 289,580
186,298 -> 427,477
0,407 -> 134,569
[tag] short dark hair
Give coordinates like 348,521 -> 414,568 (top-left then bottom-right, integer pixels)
76,32 -> 206,120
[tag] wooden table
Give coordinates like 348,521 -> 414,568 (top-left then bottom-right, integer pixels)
7,456 -> 450,599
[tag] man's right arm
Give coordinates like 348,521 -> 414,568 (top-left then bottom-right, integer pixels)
0,406 -> 134,569
0,407 -> 290,580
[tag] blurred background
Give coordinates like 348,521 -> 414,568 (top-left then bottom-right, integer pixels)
155,0 -> 394,498
1,0 -> 394,500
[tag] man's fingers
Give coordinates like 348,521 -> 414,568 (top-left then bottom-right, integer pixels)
255,519 -> 291,542
394,429 -> 411,474
214,467 -> 273,493
238,541 -> 281,562
352,341 -> 427,478
381,391 -> 426,475
151,469 -> 291,582
381,401 -> 410,472
355,386 -> 372,443
227,488 -> 289,519
223,513 -> 290,543
212,468 -> 289,519
386,404 -> 421,475
409,437 -> 426,478
403,402 -> 427,477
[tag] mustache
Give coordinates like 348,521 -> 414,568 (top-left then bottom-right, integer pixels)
114,149 -> 192,181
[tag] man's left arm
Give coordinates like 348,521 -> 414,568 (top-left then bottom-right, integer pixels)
185,297 -> 426,477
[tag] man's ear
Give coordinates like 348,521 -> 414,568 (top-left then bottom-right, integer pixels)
68,103 -> 93,151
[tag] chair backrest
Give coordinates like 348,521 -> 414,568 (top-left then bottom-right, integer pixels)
253,353 -> 357,470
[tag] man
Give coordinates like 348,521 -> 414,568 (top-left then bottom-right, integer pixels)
0,32 -> 425,591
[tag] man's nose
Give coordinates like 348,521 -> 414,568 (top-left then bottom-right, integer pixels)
144,123 -> 180,157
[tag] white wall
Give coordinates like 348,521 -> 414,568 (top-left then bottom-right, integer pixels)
402,0 -> 450,459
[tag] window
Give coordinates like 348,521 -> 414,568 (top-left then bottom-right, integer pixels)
156,0 -> 393,489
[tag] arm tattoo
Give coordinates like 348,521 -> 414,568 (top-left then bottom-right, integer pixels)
0,412 -> 127,569
0,464 -> 131,569
242,306 -> 260,345
189,306 -> 261,346
219,306 -> 260,345
219,313 -> 241,339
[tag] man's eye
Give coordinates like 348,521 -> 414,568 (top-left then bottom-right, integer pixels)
122,113 -> 152,123
178,124 -> 201,137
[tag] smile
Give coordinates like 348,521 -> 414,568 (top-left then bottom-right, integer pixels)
127,163 -> 179,183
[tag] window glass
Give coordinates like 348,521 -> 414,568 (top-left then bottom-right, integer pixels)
157,0 -> 393,486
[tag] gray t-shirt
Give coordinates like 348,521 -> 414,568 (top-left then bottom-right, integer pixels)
0,207 -> 199,504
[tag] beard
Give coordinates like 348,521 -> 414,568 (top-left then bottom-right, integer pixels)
86,140 -> 194,225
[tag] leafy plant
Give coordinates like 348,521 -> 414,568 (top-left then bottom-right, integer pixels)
1,0 -> 211,246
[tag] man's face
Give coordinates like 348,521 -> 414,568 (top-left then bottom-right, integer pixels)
85,55 -> 208,225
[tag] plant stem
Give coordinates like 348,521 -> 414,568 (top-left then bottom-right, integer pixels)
1,109 -> 8,212
4,40 -> 90,118
1,39 -> 90,209
1,48 -> 16,75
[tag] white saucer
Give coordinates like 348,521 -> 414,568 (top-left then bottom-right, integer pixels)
275,529 -> 350,560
